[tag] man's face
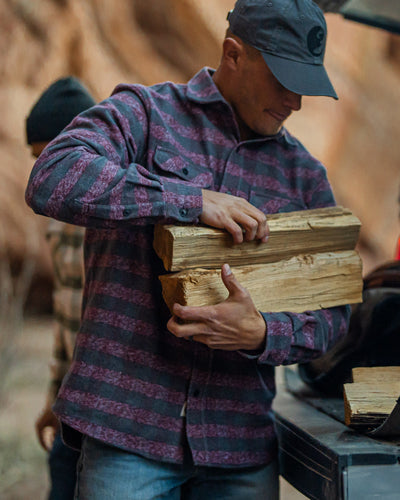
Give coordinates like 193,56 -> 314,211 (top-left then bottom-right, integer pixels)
30,141 -> 48,159
230,50 -> 302,140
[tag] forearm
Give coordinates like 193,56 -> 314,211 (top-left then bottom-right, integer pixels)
25,99 -> 202,229
46,355 -> 70,405
45,322 -> 72,406
26,145 -> 202,228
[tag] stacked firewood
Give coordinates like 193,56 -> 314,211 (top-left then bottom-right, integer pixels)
154,206 -> 363,314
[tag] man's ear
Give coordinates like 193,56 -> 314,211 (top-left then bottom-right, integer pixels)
222,37 -> 245,71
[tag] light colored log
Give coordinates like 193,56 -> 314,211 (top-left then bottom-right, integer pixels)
159,250 -> 363,313
352,366 -> 400,384
344,381 -> 400,427
153,206 -> 361,271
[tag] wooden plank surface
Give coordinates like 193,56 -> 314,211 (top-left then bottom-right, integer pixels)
159,250 -> 363,313
154,206 -> 361,271
352,366 -> 400,384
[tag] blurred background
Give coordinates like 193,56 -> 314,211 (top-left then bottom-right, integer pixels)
0,0 -> 399,498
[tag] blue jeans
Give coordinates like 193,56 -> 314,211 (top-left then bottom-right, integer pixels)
48,431 -> 81,500
75,436 -> 279,500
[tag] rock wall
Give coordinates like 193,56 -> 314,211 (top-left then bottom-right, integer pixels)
287,15 -> 400,272
0,0 -> 399,310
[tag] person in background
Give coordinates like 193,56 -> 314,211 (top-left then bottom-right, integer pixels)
25,1 -> 351,498
396,186 -> 400,259
25,77 -> 96,500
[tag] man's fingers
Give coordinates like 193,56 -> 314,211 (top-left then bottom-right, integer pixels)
172,303 -> 212,322
167,314 -> 210,339
35,409 -> 60,452
237,200 -> 268,241
36,428 -> 48,451
223,219 -> 244,244
255,215 -> 269,242
36,426 -> 52,452
201,190 -> 269,243
234,213 -> 259,242
224,211 -> 268,244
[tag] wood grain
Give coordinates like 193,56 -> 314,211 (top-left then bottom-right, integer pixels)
159,250 -> 363,313
154,206 -> 361,271
344,379 -> 400,428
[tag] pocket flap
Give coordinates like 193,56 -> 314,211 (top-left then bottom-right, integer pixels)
153,147 -> 212,187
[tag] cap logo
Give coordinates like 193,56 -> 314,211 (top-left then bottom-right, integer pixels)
307,26 -> 324,56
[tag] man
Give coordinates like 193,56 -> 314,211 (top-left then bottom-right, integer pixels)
25,1 -> 350,498
26,77 -> 96,500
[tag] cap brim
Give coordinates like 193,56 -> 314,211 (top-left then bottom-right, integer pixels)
262,52 -> 338,100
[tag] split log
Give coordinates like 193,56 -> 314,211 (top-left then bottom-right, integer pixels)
352,366 -> 400,384
153,206 -> 361,271
159,250 -> 363,313
344,379 -> 400,428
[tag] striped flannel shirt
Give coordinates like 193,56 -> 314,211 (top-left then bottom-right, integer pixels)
45,220 -> 84,406
25,67 -> 350,468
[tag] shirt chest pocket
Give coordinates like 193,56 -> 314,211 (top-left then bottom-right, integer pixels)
153,147 -> 212,188
249,190 -> 306,214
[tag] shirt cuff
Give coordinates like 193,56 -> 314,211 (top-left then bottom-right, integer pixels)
162,179 -> 203,222
257,312 -> 293,365
238,313 -> 268,360
239,312 -> 293,364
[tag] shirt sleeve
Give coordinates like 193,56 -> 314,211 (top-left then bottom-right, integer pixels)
25,91 -> 203,229
255,305 -> 351,366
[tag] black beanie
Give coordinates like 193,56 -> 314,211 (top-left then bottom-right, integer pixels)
26,76 -> 96,145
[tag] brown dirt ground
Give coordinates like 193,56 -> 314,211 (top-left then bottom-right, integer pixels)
0,315 -> 304,499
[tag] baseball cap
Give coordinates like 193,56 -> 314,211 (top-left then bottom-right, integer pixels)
227,0 -> 338,99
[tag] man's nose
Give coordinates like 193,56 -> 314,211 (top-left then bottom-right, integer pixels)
284,90 -> 302,111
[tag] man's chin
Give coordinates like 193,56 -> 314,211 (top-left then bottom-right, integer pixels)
259,124 -> 283,137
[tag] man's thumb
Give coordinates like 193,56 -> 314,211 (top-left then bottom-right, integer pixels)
221,263 -> 241,296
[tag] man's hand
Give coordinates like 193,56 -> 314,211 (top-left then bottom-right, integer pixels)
35,406 -> 60,452
167,264 -> 266,351
200,190 -> 269,244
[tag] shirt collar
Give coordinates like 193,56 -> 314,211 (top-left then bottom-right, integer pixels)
279,128 -> 298,147
186,67 -> 223,105
186,67 -> 297,147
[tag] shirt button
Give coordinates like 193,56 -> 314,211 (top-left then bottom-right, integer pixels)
180,208 -> 188,217
182,167 -> 189,176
